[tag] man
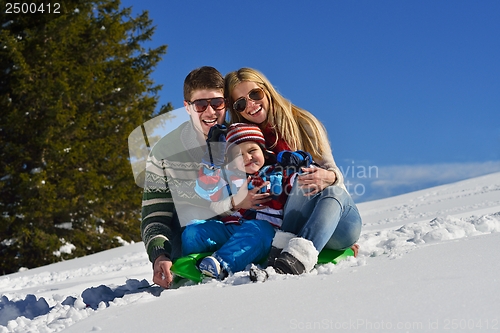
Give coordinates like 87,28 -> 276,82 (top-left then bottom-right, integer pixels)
141,67 -> 233,289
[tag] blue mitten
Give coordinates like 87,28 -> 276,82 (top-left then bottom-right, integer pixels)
277,150 -> 312,169
202,125 -> 227,167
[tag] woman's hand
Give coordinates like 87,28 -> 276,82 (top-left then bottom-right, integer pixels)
297,167 -> 336,196
153,254 -> 173,289
232,176 -> 271,210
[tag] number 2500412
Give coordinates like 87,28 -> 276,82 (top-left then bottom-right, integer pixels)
5,3 -> 60,14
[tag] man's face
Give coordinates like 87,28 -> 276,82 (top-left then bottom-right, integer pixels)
184,89 -> 226,138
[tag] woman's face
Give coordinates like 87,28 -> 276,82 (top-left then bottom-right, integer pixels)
231,81 -> 269,125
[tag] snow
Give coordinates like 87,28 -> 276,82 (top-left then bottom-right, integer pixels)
52,241 -> 76,257
1,172 -> 500,332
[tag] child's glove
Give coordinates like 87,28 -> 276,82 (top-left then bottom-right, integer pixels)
277,150 -> 312,169
202,125 -> 227,168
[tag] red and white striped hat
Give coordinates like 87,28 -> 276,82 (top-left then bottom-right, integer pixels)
226,123 -> 266,147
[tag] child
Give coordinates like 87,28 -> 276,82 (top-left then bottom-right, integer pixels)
181,123 -> 311,280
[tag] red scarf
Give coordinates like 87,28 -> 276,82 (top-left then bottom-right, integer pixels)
262,124 -> 292,154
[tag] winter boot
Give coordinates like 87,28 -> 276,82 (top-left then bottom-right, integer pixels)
272,237 -> 319,275
267,230 -> 296,267
198,256 -> 228,280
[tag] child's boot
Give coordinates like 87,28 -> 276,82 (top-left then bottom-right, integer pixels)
198,256 -> 228,280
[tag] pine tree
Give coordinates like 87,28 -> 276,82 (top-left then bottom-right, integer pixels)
0,0 -> 170,274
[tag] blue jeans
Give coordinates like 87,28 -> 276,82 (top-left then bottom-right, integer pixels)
281,182 -> 362,252
182,219 -> 276,273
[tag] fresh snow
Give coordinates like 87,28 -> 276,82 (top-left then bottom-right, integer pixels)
1,172 -> 499,332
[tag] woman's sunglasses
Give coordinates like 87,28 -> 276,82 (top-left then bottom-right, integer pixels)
188,97 -> 226,113
232,88 -> 265,112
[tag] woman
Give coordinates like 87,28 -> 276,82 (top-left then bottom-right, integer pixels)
225,68 -> 362,275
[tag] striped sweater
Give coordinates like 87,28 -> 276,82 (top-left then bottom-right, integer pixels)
141,121 -> 232,263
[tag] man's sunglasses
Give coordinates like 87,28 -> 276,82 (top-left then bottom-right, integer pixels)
232,88 -> 265,113
187,97 -> 226,113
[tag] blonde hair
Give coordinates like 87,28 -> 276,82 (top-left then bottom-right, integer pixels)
225,68 -> 329,161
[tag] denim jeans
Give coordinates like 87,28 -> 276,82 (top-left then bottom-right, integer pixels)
181,219 -> 276,273
281,181 -> 362,252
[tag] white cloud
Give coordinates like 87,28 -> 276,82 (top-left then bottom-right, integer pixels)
346,161 -> 500,202
373,161 -> 500,187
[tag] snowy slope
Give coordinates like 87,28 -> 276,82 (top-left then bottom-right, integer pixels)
1,172 -> 500,332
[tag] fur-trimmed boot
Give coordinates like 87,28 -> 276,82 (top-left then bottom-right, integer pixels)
273,237 -> 319,275
267,230 -> 296,267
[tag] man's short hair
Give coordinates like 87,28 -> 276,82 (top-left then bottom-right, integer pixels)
183,66 -> 224,102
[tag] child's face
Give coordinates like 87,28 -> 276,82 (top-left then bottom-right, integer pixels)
231,142 -> 266,174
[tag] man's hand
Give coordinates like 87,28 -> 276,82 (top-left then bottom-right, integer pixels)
153,254 -> 173,289
277,150 -> 312,169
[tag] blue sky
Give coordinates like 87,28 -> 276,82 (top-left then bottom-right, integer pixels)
121,0 -> 500,202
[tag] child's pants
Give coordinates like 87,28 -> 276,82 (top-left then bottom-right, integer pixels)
182,219 -> 276,274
